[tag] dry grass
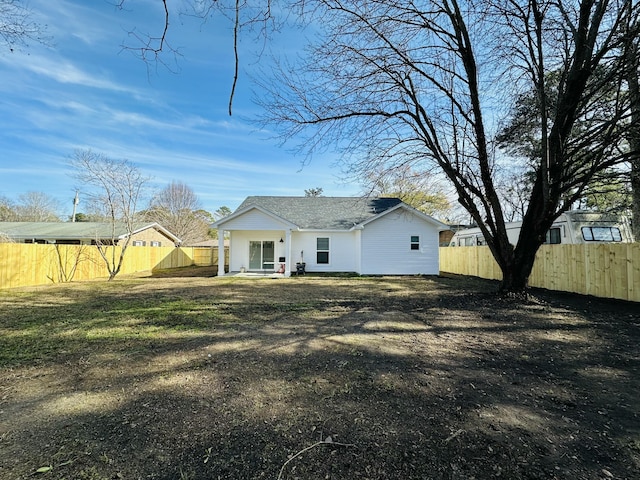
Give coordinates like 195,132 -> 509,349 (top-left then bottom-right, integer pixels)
0,270 -> 638,479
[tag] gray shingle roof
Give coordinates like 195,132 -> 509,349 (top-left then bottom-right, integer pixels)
236,196 -> 403,230
0,222 -> 177,241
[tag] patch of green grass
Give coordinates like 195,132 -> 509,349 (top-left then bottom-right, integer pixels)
0,276 -> 347,367
0,283 -> 233,367
299,272 -> 361,278
0,274 -> 448,368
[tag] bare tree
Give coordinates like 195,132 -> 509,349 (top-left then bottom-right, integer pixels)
622,2 -> 640,239
70,149 -> 149,281
497,61 -> 638,224
256,0 -> 638,294
117,0 -> 277,115
366,166 -> 452,219
145,181 -> 210,245
0,195 -> 17,221
48,244 -> 92,283
0,0 -> 49,52
15,191 -> 61,221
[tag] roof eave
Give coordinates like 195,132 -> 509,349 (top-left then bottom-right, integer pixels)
358,203 -> 449,229
212,205 -> 299,230
133,222 -> 182,244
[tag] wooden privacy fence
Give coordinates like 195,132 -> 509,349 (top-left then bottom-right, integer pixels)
439,243 -> 640,302
0,244 -> 227,289
4,242 -> 637,301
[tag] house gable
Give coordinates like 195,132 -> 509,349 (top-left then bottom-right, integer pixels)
126,224 -> 181,246
214,206 -> 297,231
357,203 -> 449,231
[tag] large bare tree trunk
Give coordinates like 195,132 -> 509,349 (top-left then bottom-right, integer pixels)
625,28 -> 640,241
632,159 -> 640,242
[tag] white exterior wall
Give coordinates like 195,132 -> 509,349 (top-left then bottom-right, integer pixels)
360,210 -> 440,275
228,229 -> 359,273
229,230 -> 289,272
222,209 -> 292,272
220,204 -> 441,275
221,209 -> 290,231
290,231 -> 358,273
354,229 -> 362,273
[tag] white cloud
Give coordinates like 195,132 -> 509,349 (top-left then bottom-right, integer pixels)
8,53 -> 137,93
0,0 -> 357,217
31,0 -> 126,47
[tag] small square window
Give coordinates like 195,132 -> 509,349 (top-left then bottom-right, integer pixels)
545,228 -> 561,244
317,251 -> 329,263
410,235 -> 420,250
317,237 -> 329,250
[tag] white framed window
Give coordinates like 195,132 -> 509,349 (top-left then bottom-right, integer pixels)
132,240 -> 146,246
316,237 -> 330,264
249,241 -> 275,270
150,241 -> 161,247
410,235 -> 420,250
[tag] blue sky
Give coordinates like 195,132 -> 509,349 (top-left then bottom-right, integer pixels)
0,0 -> 359,219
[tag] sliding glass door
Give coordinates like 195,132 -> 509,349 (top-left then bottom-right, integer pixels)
249,241 -> 275,270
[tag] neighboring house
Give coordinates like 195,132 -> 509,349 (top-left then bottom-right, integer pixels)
0,222 -> 181,246
439,224 -> 469,247
186,239 -> 230,248
212,196 -> 448,277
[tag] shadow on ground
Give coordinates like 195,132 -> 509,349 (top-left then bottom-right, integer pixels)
0,274 -> 638,479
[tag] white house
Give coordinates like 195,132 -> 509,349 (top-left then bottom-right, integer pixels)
212,196 -> 448,277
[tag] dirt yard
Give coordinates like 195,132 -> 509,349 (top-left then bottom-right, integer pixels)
0,270 -> 638,479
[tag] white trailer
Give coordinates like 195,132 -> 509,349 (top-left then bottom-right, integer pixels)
449,211 -> 634,246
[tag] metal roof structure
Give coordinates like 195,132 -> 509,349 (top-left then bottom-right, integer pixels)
0,222 -> 181,244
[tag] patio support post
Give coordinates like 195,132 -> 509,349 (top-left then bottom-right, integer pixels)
217,229 -> 225,276
285,229 -> 292,277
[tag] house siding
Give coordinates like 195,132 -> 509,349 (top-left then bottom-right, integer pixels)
228,229 -> 360,273
124,228 -> 177,247
291,231 -> 357,273
360,210 -> 440,275
221,209 -> 290,231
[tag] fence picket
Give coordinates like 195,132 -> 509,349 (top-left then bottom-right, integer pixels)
439,244 -> 640,302
0,245 -> 228,289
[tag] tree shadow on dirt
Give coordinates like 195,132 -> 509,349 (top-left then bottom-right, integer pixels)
1,275 -> 638,479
